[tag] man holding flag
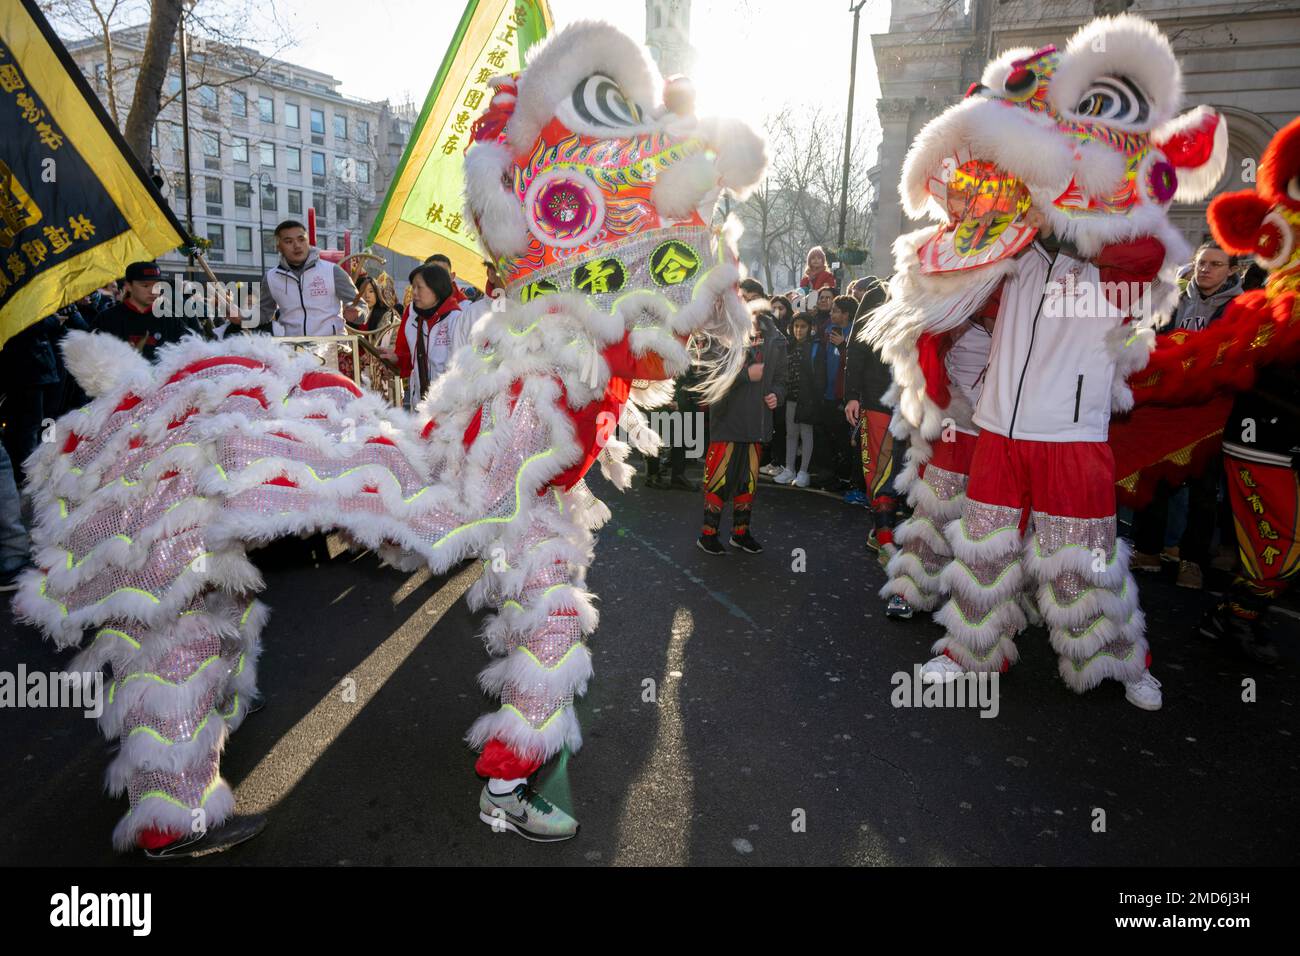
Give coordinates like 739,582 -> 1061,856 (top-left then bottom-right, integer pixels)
1,0 -> 275,858
0,0 -> 189,351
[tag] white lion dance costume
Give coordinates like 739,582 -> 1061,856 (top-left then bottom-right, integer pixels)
867,15 -> 1229,708
15,21 -> 765,850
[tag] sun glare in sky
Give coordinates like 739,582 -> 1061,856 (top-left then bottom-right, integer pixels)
281,0 -> 886,139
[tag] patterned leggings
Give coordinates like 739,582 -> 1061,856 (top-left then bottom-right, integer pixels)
702,441 -> 760,537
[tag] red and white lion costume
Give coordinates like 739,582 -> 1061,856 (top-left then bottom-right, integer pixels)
15,21 -> 765,850
866,14 -> 1229,705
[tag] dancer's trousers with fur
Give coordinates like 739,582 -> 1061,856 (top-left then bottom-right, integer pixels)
932,432 -> 1149,691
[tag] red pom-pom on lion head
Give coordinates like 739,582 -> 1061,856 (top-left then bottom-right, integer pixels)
1209,116 -> 1300,288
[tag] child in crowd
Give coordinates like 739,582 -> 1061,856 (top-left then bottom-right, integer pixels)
775,313 -> 825,488
801,246 -> 837,294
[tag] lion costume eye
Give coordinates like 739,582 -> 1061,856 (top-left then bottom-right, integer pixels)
1287,174 -> 1300,203
1074,75 -> 1149,124
570,74 -> 644,128
1002,66 -> 1038,101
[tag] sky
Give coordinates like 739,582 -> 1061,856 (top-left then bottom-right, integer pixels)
272,0 -> 890,143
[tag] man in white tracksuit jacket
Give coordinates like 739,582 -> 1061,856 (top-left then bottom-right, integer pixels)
920,217 -> 1167,711
241,220 -> 364,336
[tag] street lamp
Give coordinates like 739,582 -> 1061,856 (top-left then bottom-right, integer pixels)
250,171 -> 272,277
836,1 -> 869,263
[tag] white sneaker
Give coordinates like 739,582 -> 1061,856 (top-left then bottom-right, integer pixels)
773,467 -> 796,484
1124,671 -> 1162,711
760,463 -> 780,477
793,471 -> 810,488
920,654 -> 966,683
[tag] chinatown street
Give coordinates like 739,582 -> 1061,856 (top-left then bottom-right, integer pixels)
1,468 -> 1296,867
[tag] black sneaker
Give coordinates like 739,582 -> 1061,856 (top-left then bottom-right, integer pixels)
143,813 -> 267,860
645,474 -> 669,490
1197,606 -> 1228,641
0,562 -> 32,593
696,535 -> 726,555
668,476 -> 699,492
1199,606 -> 1280,664
729,532 -> 763,553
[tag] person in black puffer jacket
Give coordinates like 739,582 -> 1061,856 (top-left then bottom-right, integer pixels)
774,312 -> 825,486
0,313 -> 63,486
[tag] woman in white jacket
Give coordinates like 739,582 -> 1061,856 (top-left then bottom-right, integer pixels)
384,263 -> 474,409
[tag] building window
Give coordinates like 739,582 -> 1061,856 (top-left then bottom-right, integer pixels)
311,150 -> 326,186
335,198 -> 348,222
259,141 -> 275,168
204,176 -> 222,215
310,109 -> 325,135
234,180 -> 251,208
319,233 -> 329,250
231,90 -> 247,117
197,85 -> 218,110
333,156 -> 349,180
94,63 -> 106,90
236,226 -> 253,253
232,136 -> 249,163
285,103 -> 300,129
206,224 -> 224,262
150,125 -> 157,147
356,160 -> 370,184
262,231 -> 278,255
334,114 -> 347,140
259,95 -> 274,123
261,181 -> 277,213
166,75 -> 181,96
286,146 -> 301,172
311,193 -> 325,218
354,119 -> 369,143
200,130 -> 221,170
288,189 -> 302,215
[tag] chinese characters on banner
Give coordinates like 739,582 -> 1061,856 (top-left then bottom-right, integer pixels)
1,0 -> 185,346
367,1 -> 552,290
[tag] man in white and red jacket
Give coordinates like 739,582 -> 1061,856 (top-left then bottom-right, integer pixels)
921,210 -> 1166,709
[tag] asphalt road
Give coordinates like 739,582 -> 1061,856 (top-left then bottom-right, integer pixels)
2,467 -> 1296,866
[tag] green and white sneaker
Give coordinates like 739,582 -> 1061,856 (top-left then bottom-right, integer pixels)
479,783 -> 580,842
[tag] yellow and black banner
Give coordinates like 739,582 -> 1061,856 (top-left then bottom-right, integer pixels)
0,0 -> 187,348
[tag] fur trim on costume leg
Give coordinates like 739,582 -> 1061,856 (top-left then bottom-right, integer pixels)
893,514 -> 952,556
480,588 -> 600,655
1034,573 -> 1139,631
933,595 -> 1028,655
106,714 -> 229,796
110,778 -> 235,852
1056,631 -> 1150,693
1047,605 -> 1146,663
1023,533 -> 1131,591
880,571 -> 944,610
477,643 -> 594,699
945,514 -> 1023,565
906,475 -> 967,524
932,632 -> 1020,674
939,554 -> 1027,607
465,703 -> 583,765
886,549 -> 946,592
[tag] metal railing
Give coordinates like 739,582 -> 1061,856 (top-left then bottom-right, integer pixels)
272,332 -> 404,407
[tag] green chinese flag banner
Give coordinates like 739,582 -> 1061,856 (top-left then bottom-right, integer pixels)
367,0 -> 552,290
0,0 -> 187,348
